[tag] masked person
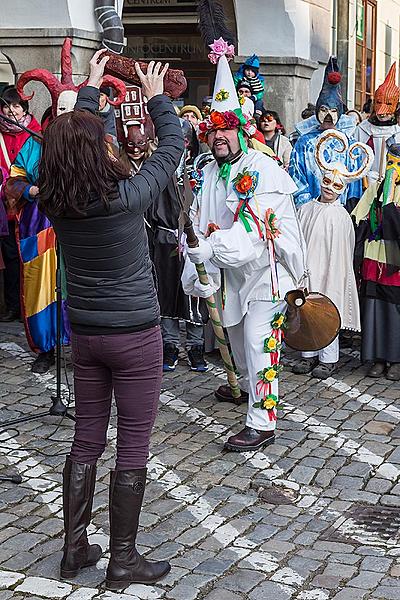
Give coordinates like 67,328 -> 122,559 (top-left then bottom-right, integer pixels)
352,141 -> 400,381
122,117 -> 155,174
4,38 -> 125,374
293,130 -> 373,378
289,57 -> 363,211
183,39 -> 307,452
146,118 -> 208,372
355,63 -> 400,184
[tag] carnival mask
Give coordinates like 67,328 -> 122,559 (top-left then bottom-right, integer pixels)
16,38 -> 126,118
124,125 -> 149,159
317,105 -> 339,127
320,169 -> 346,194
373,63 -> 400,117
315,130 -> 374,196
56,90 -> 78,116
382,146 -> 400,205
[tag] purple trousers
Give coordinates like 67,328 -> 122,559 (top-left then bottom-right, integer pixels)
70,325 -> 163,470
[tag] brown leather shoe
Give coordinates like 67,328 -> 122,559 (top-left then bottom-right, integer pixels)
214,385 -> 249,406
224,426 -> 275,452
367,361 -> 386,378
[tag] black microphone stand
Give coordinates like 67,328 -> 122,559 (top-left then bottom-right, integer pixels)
1,242 -> 75,428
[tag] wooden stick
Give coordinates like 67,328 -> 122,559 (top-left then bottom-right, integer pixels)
184,220 -> 241,400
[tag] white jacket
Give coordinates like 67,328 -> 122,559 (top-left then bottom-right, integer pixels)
182,149 -> 308,327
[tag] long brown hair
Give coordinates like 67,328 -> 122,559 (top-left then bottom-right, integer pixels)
38,109 -> 130,216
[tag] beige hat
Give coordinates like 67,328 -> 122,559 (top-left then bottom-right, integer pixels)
179,105 -> 203,121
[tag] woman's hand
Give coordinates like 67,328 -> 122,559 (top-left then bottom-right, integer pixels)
29,186 -> 39,198
87,48 -> 110,89
135,61 -> 169,100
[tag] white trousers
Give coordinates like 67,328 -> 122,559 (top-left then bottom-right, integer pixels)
226,299 -> 286,432
302,337 -> 339,363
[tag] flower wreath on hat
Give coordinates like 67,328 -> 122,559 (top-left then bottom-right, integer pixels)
198,109 -> 251,154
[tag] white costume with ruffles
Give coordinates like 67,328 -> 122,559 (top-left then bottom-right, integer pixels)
183,149 -> 307,431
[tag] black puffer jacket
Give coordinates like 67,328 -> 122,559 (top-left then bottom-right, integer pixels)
51,86 -> 184,334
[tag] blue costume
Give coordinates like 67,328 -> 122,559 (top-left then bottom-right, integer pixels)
289,57 -> 363,210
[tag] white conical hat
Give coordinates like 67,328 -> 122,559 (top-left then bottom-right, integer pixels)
211,55 -> 241,113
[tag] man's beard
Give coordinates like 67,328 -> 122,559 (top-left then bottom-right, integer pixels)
211,140 -> 242,165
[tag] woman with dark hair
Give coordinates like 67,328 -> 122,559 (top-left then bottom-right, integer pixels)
38,50 -> 184,591
0,86 -> 41,323
258,109 -> 292,169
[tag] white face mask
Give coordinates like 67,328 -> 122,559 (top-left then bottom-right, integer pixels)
320,169 -> 346,194
56,90 -> 78,116
317,106 -> 339,126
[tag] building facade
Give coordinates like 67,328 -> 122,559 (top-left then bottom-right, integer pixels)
0,1 -> 400,130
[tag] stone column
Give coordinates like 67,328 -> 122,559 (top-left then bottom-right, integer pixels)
0,28 -> 101,118
235,55 -> 318,134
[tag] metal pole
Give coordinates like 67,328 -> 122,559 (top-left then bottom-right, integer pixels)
337,0 -> 350,107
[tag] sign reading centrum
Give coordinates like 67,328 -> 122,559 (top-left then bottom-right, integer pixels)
125,0 -> 197,7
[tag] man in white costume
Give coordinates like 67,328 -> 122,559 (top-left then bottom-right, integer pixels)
183,39 -> 307,452
293,130 -> 373,379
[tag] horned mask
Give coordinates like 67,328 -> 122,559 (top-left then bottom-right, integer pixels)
315,130 -> 374,195
16,38 -> 127,117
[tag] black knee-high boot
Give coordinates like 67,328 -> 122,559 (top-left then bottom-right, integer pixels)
60,458 -> 102,579
105,469 -> 170,591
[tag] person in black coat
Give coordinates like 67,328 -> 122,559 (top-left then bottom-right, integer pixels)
38,50 -> 184,591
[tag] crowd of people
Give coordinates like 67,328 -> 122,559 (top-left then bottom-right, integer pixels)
1,52 -> 399,381
0,28 -> 399,592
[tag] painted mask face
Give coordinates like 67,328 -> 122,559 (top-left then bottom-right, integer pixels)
385,152 -> 400,179
56,90 -> 78,116
124,126 -> 149,160
321,169 -> 346,194
317,105 -> 339,126
374,94 -> 398,117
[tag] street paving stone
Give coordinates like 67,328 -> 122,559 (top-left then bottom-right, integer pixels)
0,323 -> 400,599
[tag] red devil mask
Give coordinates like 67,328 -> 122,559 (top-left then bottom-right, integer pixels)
16,38 -> 126,117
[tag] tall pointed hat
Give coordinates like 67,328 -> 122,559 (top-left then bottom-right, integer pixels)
315,56 -> 344,118
197,0 -> 251,154
373,63 -> 400,116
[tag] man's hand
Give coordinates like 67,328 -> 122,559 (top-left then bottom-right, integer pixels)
191,279 -> 219,298
135,61 -> 169,100
29,186 -> 39,198
87,48 -> 110,89
187,238 -> 214,264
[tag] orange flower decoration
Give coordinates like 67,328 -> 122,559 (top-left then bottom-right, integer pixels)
210,111 -> 226,128
236,175 -> 253,194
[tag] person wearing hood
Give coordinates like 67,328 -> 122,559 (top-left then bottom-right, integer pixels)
355,63 -> 400,184
352,141 -> 400,380
234,54 -> 265,115
289,57 -> 363,211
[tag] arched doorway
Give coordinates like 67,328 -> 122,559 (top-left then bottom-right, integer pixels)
122,0 -> 237,106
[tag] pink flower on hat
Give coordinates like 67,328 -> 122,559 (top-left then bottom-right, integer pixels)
208,37 -> 235,64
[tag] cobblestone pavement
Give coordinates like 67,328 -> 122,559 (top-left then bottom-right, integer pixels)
0,321 -> 399,600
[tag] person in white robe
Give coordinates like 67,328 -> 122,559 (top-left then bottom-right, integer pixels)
182,39 -> 307,451
355,63 -> 400,184
293,130 -> 374,378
